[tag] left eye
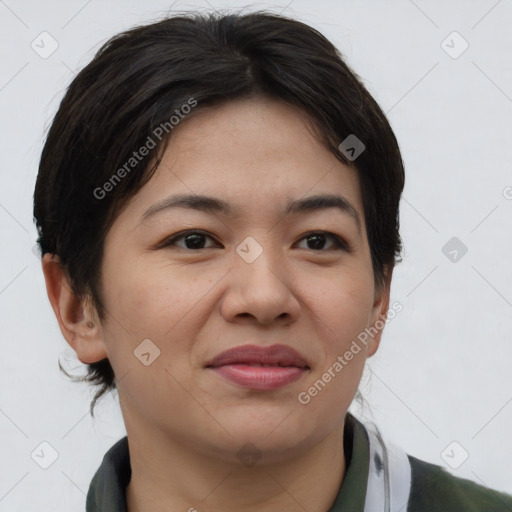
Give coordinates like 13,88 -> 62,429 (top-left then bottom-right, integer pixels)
161,230 -> 348,251
295,232 -> 348,251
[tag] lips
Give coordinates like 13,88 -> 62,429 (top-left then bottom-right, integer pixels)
205,343 -> 310,390
204,344 -> 310,369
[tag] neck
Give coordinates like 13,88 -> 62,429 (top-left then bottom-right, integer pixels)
124,417 -> 347,512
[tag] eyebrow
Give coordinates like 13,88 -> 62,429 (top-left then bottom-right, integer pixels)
139,193 -> 361,232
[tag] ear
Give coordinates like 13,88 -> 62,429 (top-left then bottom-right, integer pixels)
366,265 -> 393,358
41,253 -> 108,364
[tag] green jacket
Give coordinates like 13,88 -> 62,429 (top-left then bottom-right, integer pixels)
86,413 -> 512,511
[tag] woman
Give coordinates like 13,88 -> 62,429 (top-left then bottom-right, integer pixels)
33,10 -> 512,512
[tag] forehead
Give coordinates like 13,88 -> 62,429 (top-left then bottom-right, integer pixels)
116,97 -> 364,229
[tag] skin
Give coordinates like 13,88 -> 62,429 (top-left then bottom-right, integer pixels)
42,96 -> 392,512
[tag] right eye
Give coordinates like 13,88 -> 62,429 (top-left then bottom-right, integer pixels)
159,230 -> 221,250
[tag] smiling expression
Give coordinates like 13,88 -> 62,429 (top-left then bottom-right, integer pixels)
93,95 -> 390,464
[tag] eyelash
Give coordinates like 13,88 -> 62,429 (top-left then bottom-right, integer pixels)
160,230 -> 350,252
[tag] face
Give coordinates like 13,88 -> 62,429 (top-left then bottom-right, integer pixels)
90,96 -> 390,463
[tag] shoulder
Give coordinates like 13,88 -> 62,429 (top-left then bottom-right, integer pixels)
407,454 -> 512,512
86,436 -> 131,512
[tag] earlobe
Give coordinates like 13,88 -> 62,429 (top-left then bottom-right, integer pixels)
41,253 -> 108,364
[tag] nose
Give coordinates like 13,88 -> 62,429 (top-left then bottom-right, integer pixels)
220,242 -> 301,326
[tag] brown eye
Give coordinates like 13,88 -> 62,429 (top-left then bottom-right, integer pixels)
161,230 -> 219,250
296,232 -> 349,251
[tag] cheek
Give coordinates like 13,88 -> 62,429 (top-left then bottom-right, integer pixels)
98,257 -> 216,417
100,254 -> 219,350
295,274 -> 373,426
310,269 -> 375,343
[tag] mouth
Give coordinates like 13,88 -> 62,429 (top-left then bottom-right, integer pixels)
205,343 -> 310,368
205,344 -> 310,390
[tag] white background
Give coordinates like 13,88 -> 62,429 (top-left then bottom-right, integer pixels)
1,0 -> 511,510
